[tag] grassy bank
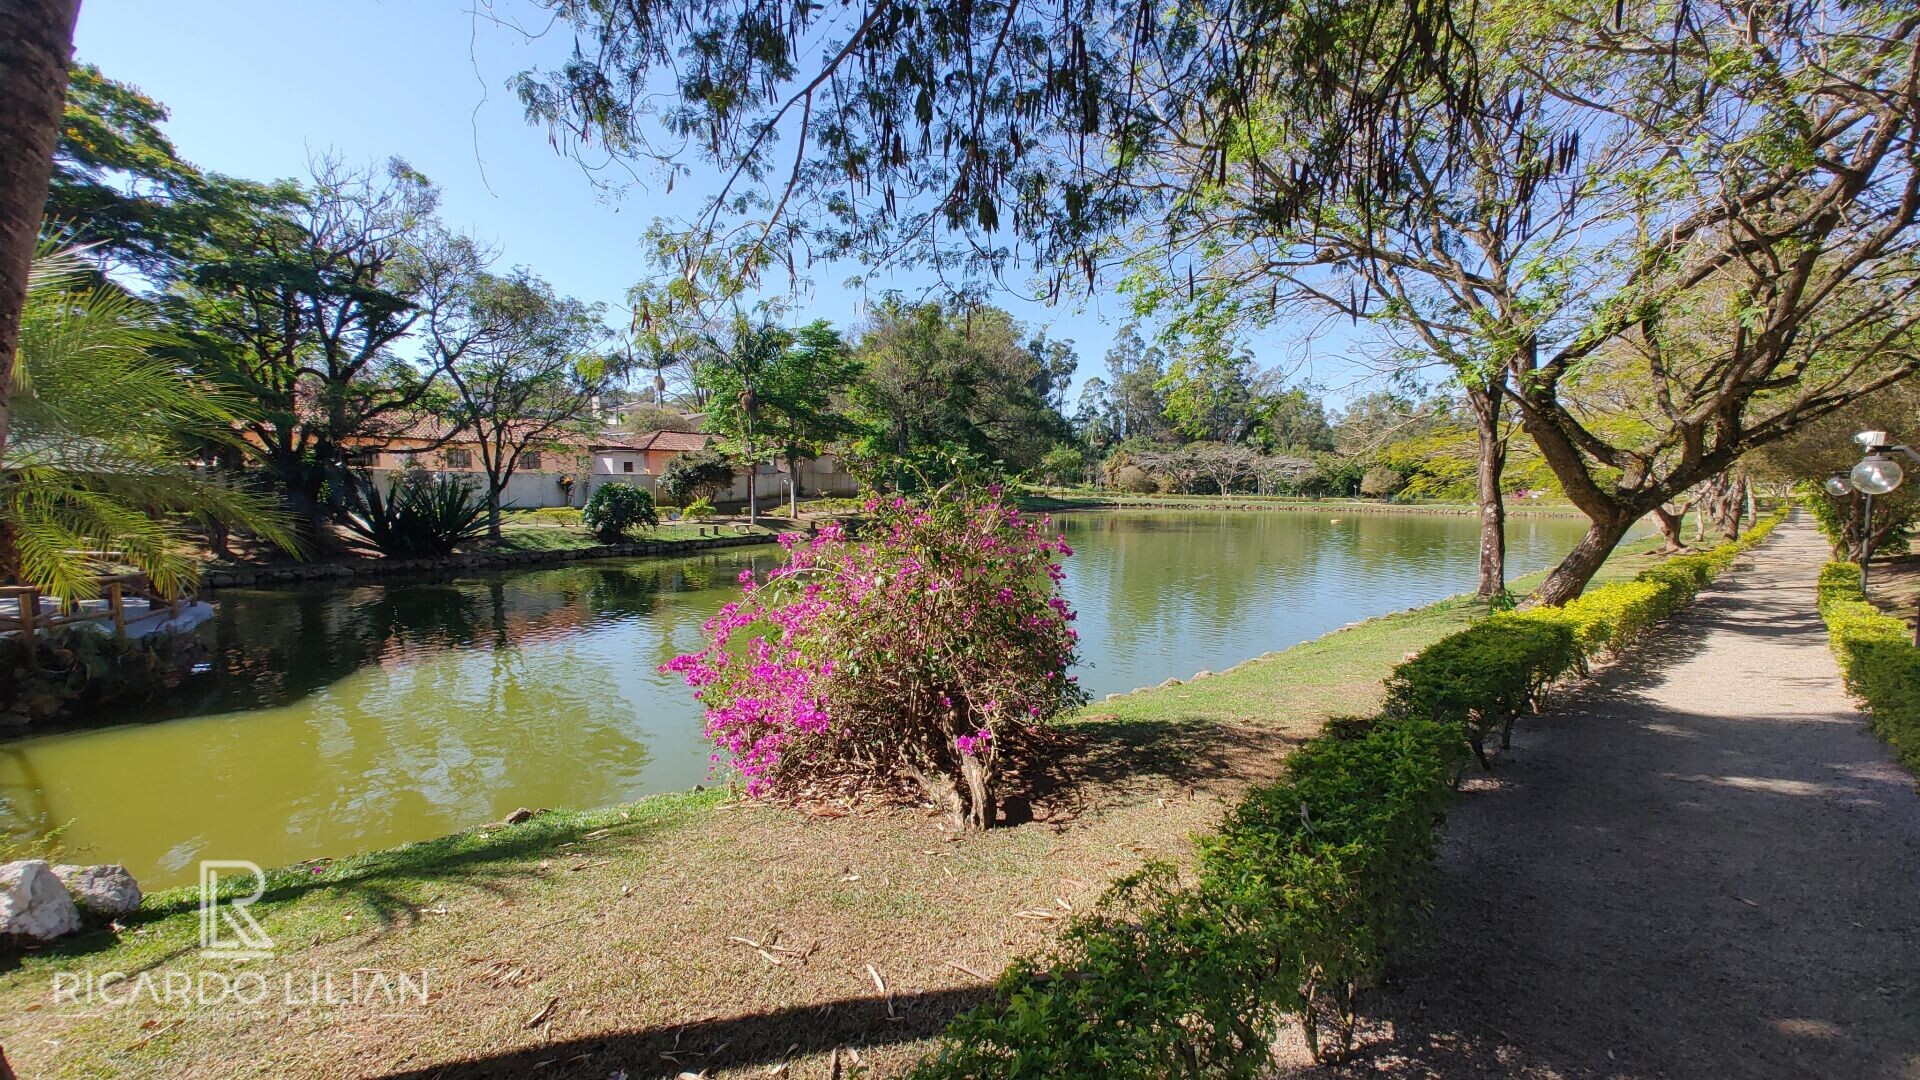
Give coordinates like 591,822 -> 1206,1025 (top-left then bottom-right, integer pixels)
492,518 -> 778,552
0,534 -> 1673,1079
1017,490 -> 1587,517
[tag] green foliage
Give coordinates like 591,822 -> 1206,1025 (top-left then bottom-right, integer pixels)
168,157 -> 440,533
659,450 -> 735,506
1032,443 -> 1087,487
1816,561 -> 1920,776
47,63 -> 253,277
1382,613 -> 1580,767
341,471 -> 488,558
689,315 -> 857,471
847,299 -> 1071,482
680,496 -> 716,520
8,244 -> 295,599
1803,484 -> 1917,560
1156,347 -> 1256,443
581,483 -> 659,542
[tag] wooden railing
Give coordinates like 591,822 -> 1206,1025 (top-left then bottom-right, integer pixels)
0,572 -> 191,659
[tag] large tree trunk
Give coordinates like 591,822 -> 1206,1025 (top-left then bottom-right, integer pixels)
1468,384 -> 1507,599
0,0 -> 81,473
1651,504 -> 1688,552
1701,472 -> 1740,541
1535,512 -> 1636,607
487,490 -> 502,541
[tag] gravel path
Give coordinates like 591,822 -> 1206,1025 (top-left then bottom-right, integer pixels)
1328,519 -> 1920,1079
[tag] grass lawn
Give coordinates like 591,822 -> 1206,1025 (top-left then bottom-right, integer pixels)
491,519 -> 781,552
0,533 -> 1672,1079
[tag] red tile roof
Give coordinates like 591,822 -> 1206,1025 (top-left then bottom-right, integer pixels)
590,430 -> 714,453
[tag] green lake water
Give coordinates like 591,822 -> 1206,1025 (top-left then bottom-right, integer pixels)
0,509 -> 1618,887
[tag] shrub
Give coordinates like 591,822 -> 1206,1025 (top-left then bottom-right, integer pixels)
582,483 -> 658,542
1816,560 -> 1920,774
342,471 -> 487,558
659,449 -> 735,506
1382,614 -> 1579,768
1358,466 -> 1406,499
664,488 -> 1085,830
1107,463 -> 1156,493
680,496 -> 715,520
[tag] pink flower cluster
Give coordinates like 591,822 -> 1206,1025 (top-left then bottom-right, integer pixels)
662,492 -> 1086,801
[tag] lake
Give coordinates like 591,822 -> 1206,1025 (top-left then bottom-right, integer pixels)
0,509 -> 1616,887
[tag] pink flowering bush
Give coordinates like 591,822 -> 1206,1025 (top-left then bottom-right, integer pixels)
664,488 -> 1086,830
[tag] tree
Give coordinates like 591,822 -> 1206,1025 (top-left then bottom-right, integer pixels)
1025,332 -> 1079,414
1748,382 -> 1920,559
1034,443 -> 1087,488
45,64 -> 250,279
0,0 -> 81,481
698,317 -> 856,501
1332,393 -> 1441,455
1071,376 -> 1116,450
620,403 -> 691,434
6,244 -> 294,597
416,233 -> 616,539
848,299 -> 1069,485
1249,384 -> 1334,454
1493,1 -> 1920,603
659,449 -> 734,507
508,0 -> 1477,312
169,158 -> 441,545
1189,441 -> 1259,495
1101,325 -> 1169,442
1157,347 -> 1257,443
1360,466 -> 1407,500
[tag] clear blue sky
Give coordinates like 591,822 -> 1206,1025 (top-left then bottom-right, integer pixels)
73,0 -> 1382,404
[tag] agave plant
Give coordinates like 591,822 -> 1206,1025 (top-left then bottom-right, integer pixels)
341,469 -> 488,558
4,243 -> 296,599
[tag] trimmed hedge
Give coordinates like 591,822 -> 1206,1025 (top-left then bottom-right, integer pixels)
1816,560 -> 1920,775
910,508 -> 1788,1076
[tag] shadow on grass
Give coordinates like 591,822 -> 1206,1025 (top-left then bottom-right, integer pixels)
3,794 -> 719,970
1003,715 -> 1296,824
379,985 -> 990,1079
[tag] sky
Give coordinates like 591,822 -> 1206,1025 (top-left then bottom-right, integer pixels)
73,0 -> 1384,406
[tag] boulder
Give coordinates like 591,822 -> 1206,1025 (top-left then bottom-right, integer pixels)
0,860 -> 81,942
51,864 -> 142,918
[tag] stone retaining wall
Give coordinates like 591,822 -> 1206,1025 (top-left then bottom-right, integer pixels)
201,530 -> 786,590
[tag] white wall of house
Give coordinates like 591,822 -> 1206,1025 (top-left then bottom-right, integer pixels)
367,459 -> 583,510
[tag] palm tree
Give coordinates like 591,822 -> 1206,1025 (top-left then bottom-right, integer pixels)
692,314 -> 793,525
4,243 -> 294,600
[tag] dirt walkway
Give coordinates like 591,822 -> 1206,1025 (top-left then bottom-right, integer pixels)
1326,519 -> 1920,1079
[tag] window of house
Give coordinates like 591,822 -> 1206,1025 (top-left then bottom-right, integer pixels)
346,449 -> 380,468
445,448 -> 473,469
622,460 -> 634,473
521,451 -> 542,471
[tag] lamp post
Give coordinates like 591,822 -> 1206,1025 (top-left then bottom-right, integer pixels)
1844,431 -> 1908,594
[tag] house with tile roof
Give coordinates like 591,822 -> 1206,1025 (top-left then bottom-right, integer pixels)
346,424 -> 856,509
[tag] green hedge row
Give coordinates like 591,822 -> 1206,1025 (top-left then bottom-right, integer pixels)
1815,560 -> 1920,775
910,509 -> 1789,1076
